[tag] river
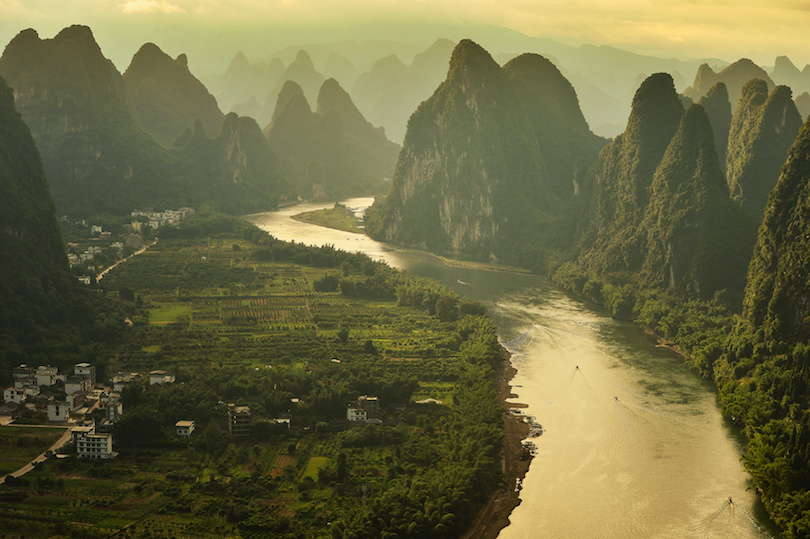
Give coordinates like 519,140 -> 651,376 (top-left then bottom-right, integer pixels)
247,198 -> 777,539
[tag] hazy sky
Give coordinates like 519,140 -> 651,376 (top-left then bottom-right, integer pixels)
2,0 -> 810,71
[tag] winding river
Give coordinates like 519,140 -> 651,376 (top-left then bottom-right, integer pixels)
248,198 -> 777,538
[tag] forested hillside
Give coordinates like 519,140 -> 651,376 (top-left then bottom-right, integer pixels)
0,73 -> 126,383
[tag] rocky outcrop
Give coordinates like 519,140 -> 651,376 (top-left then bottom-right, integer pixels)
366,40 -> 550,257
725,79 -> 802,217
124,42 -> 224,146
503,53 -> 606,203
698,82 -> 732,169
640,104 -> 756,298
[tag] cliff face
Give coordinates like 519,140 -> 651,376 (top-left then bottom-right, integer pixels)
316,78 -> 401,184
583,73 -> 685,274
265,78 -> 399,200
0,26 -> 172,215
698,82 -> 732,170
366,40 -> 550,258
0,26 -> 288,216
640,104 -> 756,298
175,113 -> 288,212
725,79 -> 802,218
0,73 -> 80,339
502,53 -> 606,203
743,117 -> 810,342
123,42 -> 224,146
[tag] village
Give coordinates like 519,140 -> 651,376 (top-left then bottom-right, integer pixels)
2,361 -> 384,466
62,207 -> 195,284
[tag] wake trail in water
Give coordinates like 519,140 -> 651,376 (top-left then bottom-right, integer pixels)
693,499 -> 773,538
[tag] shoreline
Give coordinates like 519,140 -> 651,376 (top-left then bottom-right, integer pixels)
463,355 -> 533,539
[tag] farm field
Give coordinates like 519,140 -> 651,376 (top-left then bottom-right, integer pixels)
0,214 -> 506,538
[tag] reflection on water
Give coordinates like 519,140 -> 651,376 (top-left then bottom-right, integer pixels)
247,200 -> 775,538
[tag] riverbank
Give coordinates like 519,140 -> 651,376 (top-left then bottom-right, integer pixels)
463,355 -> 533,539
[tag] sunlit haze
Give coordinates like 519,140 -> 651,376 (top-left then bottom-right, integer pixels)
2,0 -> 810,73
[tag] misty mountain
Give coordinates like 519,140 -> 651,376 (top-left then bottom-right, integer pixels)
697,82 -> 732,169
582,73 -> 685,276
352,39 -> 456,143
265,78 -> 399,200
770,55 -> 810,96
796,91 -> 810,121
684,59 -> 774,107
0,26 -> 288,216
123,42 -> 224,147
725,79 -> 802,218
502,53 -> 606,203
639,104 -> 756,298
216,52 -> 286,115
174,113 -> 289,213
366,40 -> 552,257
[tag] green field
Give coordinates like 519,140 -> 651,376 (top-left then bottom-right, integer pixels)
0,214 -> 505,538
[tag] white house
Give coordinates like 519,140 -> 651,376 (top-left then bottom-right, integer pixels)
36,366 -> 57,386
175,420 -> 196,437
48,401 -> 70,422
112,371 -> 142,392
74,363 -> 96,385
149,370 -> 176,385
3,387 -> 26,404
347,405 -> 367,422
65,376 -> 91,396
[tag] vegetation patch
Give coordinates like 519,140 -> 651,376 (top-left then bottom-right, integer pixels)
292,202 -> 364,234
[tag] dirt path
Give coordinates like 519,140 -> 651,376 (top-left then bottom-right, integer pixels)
95,238 -> 158,282
0,426 -> 71,484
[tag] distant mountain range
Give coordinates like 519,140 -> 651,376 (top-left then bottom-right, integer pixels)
0,26 -> 398,216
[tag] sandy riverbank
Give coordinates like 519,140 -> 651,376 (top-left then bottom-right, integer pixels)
462,357 -> 533,539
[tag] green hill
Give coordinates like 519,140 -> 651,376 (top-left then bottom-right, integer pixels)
365,39 -> 550,259
0,73 -> 123,374
582,73 -> 685,276
502,53 -> 606,203
123,42 -> 224,147
697,82 -> 732,170
265,78 -> 399,200
640,104 -> 756,299
726,79 -> 802,218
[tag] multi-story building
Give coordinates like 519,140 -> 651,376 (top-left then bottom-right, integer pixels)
65,376 -> 92,396
346,405 -> 368,422
227,404 -> 251,437
35,366 -> 58,386
76,433 -> 116,459
47,401 -> 70,422
74,363 -> 96,386
3,387 -> 26,404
